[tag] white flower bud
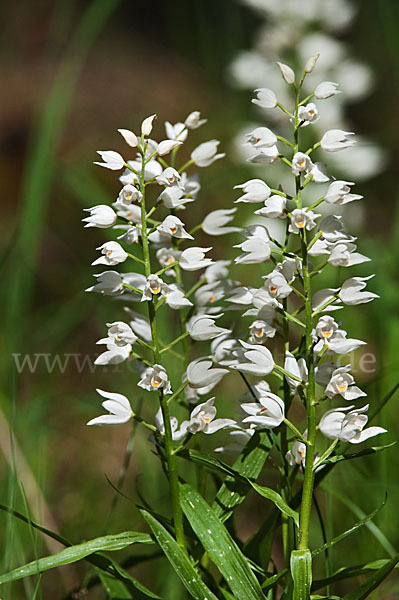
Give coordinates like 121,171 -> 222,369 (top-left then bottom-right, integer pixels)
276,61 -> 295,84
118,128 -> 138,147
141,114 -> 156,136
304,53 -> 319,73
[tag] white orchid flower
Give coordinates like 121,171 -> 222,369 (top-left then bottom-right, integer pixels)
156,139 -> 182,156
308,161 -> 329,183
157,215 -> 193,239
156,167 -> 181,186
324,180 -> 362,205
138,364 -> 172,394
187,398 -> 235,434
284,352 -> 308,392
234,229 -> 271,264
241,392 -> 285,429
156,247 -> 181,270
286,440 -> 307,467
85,271 -> 124,295
248,145 -> 279,164
255,195 -> 287,219
184,111 -> 207,130
94,342 -> 131,366
328,241 -> 370,267
211,335 -> 238,366
263,271 -> 292,299
320,330 -> 367,354
188,314 -> 230,341
158,187 -> 193,210
187,358 -> 229,389
246,127 -> 277,148
98,321 -> 137,347
204,260 -> 231,282
191,140 -> 225,167
94,150 -> 125,170
232,341 -> 274,376
298,103 -> 319,126
117,226 -> 141,245
116,184 -> 142,205
289,209 -> 319,234
82,205 -> 117,228
141,275 -> 171,302
202,208 -> 241,236
155,408 -> 188,441
315,81 -> 341,99
92,241 -> 128,266
179,247 -> 213,271
234,179 -> 271,203
165,121 -> 188,141
315,315 -> 339,341
320,405 -> 387,444
339,275 -> 379,305
87,389 -> 132,426
249,320 -> 276,344
164,286 -> 193,310
252,87 -> 277,109
291,152 -> 312,175
321,129 -> 355,152
276,257 -> 301,282
325,366 -> 366,401
124,308 -> 152,342
311,288 -> 340,312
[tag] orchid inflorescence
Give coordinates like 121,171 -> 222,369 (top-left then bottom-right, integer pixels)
83,55 -> 388,598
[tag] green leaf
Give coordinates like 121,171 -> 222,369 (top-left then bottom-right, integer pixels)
312,560 -> 399,591
141,510 -> 218,600
0,531 -> 153,585
343,553 -> 399,600
250,482 -> 299,528
180,483 -> 265,600
212,431 -> 271,521
180,436 -> 294,527
321,442 -> 396,466
290,549 -> 312,600
97,570 -> 134,599
310,595 -> 341,599
312,496 -> 386,557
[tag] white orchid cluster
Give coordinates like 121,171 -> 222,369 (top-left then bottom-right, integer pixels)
229,0 -> 384,185
83,57 -> 387,564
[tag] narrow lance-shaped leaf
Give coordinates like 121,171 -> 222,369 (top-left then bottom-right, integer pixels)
180,483 -> 266,600
342,553 -> 399,600
141,510 -> 219,600
312,496 -> 386,557
0,532 -> 153,585
212,431 -> 271,521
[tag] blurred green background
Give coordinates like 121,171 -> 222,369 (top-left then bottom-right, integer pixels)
0,0 -> 398,597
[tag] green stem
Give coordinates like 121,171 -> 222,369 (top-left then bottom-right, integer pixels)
160,330 -> 190,354
138,147 -> 186,553
127,252 -> 145,265
283,419 -> 308,445
298,226 -> 317,551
